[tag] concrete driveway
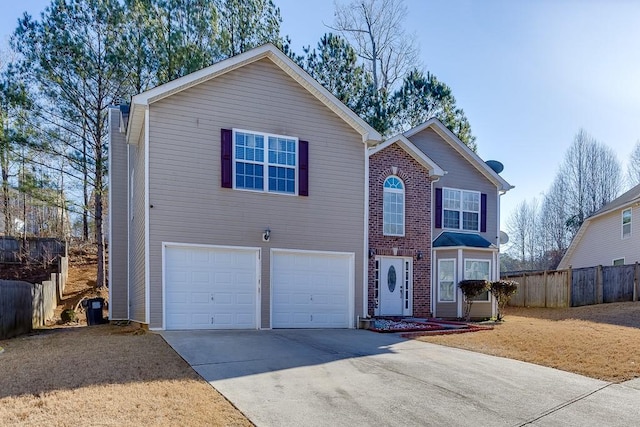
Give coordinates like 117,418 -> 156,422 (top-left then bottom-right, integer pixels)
161,330 -> 640,426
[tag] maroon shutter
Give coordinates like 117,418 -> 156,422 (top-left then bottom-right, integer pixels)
221,129 -> 232,188
435,188 -> 442,228
299,140 -> 309,196
480,193 -> 487,232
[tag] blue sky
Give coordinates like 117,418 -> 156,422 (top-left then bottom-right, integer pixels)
3,0 -> 640,234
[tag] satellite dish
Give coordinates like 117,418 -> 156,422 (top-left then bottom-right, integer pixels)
486,160 -> 504,174
499,231 -> 509,245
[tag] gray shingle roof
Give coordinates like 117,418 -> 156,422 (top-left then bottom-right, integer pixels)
591,183 -> 640,217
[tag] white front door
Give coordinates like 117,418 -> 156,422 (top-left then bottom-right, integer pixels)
379,257 -> 410,316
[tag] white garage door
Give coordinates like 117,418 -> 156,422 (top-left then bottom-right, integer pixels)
272,250 -> 353,328
165,245 -> 259,330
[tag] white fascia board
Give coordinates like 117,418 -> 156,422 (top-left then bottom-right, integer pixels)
405,118 -> 514,193
127,43 -> 382,147
368,135 -> 446,177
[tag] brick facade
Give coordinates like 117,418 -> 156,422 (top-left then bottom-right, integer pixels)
368,144 -> 434,317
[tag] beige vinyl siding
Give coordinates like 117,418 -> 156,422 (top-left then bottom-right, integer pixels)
129,126 -> 147,323
146,58 -> 365,329
409,128 -> 499,243
563,206 -> 640,269
108,109 -> 129,319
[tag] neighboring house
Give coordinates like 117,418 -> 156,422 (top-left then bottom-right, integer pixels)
367,119 -> 513,320
558,183 -> 640,269
0,186 -> 70,238
108,44 -> 382,330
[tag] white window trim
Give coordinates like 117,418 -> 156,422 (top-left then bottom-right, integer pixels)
622,208 -> 632,239
383,175 -> 405,236
232,128 -> 299,195
438,258 -> 456,303
612,258 -> 625,266
463,258 -> 491,302
443,187 -> 481,232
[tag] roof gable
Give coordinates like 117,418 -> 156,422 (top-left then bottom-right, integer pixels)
126,43 -> 382,146
368,134 -> 445,177
404,118 -> 513,193
558,183 -> 640,268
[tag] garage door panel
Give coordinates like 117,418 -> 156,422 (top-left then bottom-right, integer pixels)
165,246 -> 258,330
272,251 -> 352,328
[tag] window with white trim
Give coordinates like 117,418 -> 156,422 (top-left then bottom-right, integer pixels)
464,259 -> 490,301
438,259 -> 456,302
622,208 -> 631,239
383,176 -> 405,236
233,129 -> 297,194
443,188 -> 480,231
613,258 -> 625,266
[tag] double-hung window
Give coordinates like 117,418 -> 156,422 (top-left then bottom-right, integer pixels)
464,259 -> 491,301
234,129 -> 297,195
438,259 -> 456,302
443,188 -> 480,231
622,208 -> 632,239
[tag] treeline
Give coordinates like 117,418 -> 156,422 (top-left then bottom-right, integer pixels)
0,0 -> 474,288
503,131 -> 640,272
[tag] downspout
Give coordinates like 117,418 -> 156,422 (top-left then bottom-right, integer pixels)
430,175 -> 441,317
144,107 -> 151,326
363,144 -> 370,324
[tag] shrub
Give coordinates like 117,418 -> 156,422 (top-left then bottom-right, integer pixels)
458,280 -> 490,321
490,280 -> 519,321
61,309 -> 77,323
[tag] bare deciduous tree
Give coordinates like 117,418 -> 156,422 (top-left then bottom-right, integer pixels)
331,0 -> 418,94
560,129 -> 621,236
506,199 -> 539,270
626,140 -> 640,188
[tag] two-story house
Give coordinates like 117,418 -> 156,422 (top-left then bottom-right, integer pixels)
558,183 -> 640,269
109,44 -> 382,330
109,44 -> 512,329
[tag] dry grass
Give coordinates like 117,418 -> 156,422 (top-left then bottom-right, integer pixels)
0,325 -> 252,426
416,303 -> 640,382
1,246 -> 251,425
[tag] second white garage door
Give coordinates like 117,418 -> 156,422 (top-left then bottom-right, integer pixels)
271,250 -> 353,328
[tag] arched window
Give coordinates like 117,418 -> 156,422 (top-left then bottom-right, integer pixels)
383,176 -> 405,236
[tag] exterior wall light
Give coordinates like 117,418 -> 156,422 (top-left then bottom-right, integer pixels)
416,251 -> 423,260
368,248 -> 376,258
263,228 -> 271,242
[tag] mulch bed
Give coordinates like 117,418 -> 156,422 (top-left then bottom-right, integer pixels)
368,318 -> 494,337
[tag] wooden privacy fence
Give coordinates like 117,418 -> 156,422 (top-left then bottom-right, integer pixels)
0,237 -> 67,264
0,281 -> 32,339
502,263 -> 640,308
0,255 -> 69,339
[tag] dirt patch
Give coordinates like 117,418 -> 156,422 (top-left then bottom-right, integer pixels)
0,325 -> 252,426
414,303 -> 640,382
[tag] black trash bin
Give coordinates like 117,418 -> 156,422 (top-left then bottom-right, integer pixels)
84,297 -> 106,325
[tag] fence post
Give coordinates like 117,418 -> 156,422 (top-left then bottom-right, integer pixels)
567,266 -> 572,307
523,273 -> 527,307
596,265 -> 603,304
634,262 -> 639,303
543,270 -> 548,308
